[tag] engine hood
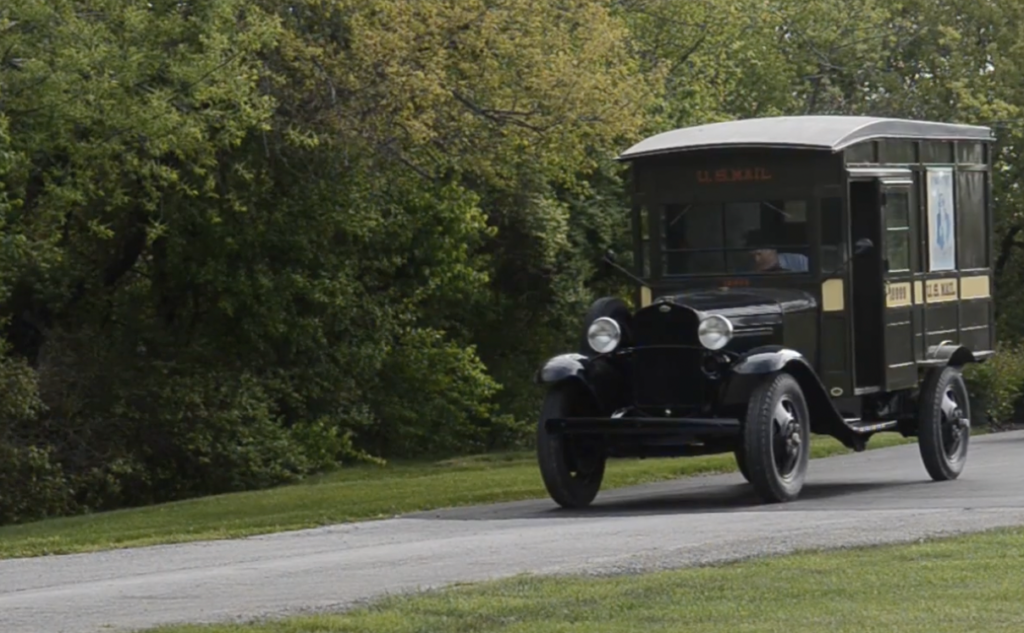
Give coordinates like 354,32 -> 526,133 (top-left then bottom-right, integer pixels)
653,287 -> 817,326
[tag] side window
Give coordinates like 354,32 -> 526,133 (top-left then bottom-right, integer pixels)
884,189 -> 912,272
956,170 -> 987,269
957,142 -> 984,165
638,204 -> 651,277
845,142 -> 875,164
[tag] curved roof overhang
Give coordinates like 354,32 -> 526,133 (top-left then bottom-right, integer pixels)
617,115 -> 994,161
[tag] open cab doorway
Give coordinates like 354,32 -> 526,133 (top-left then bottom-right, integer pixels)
849,178 -> 884,391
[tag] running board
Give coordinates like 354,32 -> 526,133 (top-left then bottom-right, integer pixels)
844,419 -> 900,434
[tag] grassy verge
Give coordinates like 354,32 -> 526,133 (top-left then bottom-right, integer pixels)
146,525 -> 1024,633
0,433 -> 914,559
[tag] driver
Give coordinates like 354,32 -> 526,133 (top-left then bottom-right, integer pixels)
745,230 -> 786,272
745,229 -> 808,272
752,247 -> 784,272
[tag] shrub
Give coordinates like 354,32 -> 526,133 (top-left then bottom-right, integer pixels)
0,343 -> 73,523
963,342 -> 1024,428
366,327 -> 503,458
0,443 -> 73,525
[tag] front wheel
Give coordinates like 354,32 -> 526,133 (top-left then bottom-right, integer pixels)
734,442 -> 752,484
742,372 -> 811,503
917,366 -> 971,481
537,382 -> 607,508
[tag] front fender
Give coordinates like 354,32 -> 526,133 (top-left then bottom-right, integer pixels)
534,353 -> 627,414
536,353 -> 588,384
732,346 -> 805,374
722,347 -> 813,407
723,349 -> 857,448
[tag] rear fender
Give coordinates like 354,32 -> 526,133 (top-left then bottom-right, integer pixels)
926,343 -> 977,367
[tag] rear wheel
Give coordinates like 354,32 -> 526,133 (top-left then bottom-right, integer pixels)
917,366 -> 971,481
742,372 -> 811,503
537,382 -> 607,508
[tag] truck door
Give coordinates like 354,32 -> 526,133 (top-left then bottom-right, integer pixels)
879,176 -> 918,391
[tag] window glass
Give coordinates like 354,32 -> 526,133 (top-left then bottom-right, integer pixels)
957,142 -> 984,165
885,191 -> 910,228
884,189 -> 912,272
663,200 -> 810,275
845,142 -> 874,163
921,141 -> 953,163
881,140 -> 916,163
635,205 -> 651,276
956,171 -> 987,268
886,231 -> 911,271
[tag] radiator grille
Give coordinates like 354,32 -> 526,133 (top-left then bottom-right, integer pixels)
631,304 -> 705,409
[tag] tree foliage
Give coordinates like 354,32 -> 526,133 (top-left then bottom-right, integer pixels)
4,0 -> 1024,524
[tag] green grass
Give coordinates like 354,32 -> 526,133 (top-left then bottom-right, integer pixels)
146,526 -> 1024,633
0,433 -> 914,560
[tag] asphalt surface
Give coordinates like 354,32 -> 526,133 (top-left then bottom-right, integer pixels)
3,430 -> 1024,633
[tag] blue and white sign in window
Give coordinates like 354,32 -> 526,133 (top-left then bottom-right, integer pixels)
927,167 -> 956,271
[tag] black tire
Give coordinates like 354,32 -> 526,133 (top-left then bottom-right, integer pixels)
579,297 -> 632,355
742,372 -> 811,503
734,442 -> 752,483
917,365 -> 971,481
536,381 -> 607,508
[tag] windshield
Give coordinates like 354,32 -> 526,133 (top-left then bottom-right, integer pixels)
662,199 -> 810,275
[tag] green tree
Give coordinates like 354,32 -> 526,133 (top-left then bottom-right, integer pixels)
0,0 -> 661,523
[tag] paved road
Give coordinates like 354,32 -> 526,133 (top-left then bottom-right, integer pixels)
3,430 -> 1024,633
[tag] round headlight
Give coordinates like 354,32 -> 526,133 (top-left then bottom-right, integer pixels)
698,314 -> 733,350
587,317 -> 621,354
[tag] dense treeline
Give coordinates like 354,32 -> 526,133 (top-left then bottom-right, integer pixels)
4,0 -> 1024,525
